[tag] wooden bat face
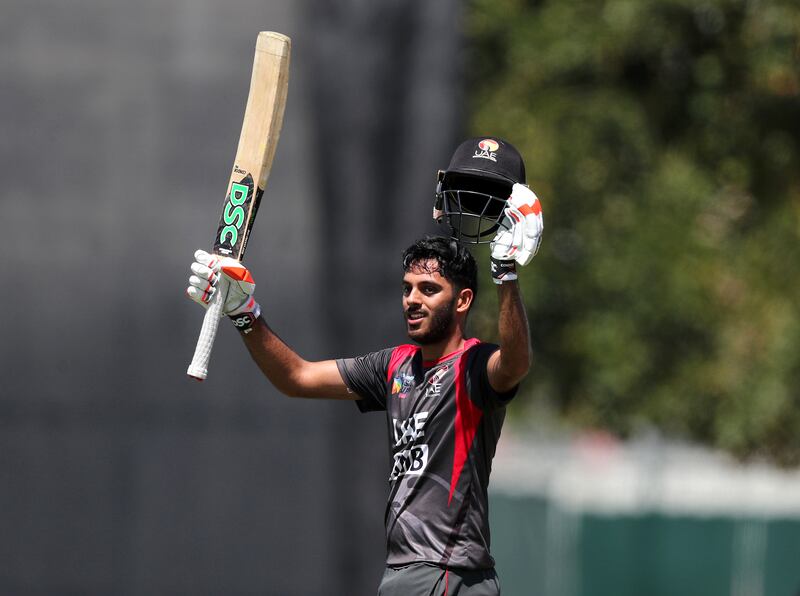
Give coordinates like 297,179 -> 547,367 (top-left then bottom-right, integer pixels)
210,31 -> 290,262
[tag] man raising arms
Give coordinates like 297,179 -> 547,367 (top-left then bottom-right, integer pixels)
186,138 -> 543,595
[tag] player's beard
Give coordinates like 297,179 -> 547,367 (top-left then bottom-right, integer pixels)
406,298 -> 457,345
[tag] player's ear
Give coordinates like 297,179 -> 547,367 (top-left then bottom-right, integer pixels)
455,287 -> 473,314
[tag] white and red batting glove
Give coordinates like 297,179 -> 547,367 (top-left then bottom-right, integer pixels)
490,183 -> 544,284
186,249 -> 261,333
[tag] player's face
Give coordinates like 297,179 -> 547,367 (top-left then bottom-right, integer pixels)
402,260 -> 458,345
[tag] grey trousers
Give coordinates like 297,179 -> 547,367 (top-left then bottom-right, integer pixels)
377,563 -> 500,596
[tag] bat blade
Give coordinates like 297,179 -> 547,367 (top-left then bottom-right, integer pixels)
187,31 -> 291,381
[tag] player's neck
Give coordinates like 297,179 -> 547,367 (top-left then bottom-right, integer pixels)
418,332 -> 466,364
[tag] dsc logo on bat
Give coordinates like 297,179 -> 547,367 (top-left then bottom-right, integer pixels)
219,181 -> 250,248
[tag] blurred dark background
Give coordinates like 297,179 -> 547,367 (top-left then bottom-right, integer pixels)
1,1 -> 462,594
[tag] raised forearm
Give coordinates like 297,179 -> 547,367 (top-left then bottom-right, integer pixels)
487,181 -> 540,385
239,317 -> 352,399
494,281 -> 532,383
237,317 -> 306,394
186,252 -> 349,398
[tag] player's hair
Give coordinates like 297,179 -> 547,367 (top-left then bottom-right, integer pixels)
402,236 -> 478,303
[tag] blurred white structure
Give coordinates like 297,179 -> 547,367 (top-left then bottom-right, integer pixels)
489,432 -> 800,596
493,431 -> 800,518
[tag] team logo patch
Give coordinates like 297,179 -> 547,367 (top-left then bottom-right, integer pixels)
474,138 -> 499,162
424,365 -> 449,398
391,373 -> 415,398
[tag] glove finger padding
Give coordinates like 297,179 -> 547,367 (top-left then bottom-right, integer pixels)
186,249 -> 261,334
190,260 -> 219,283
496,183 -> 544,267
489,215 -> 518,261
520,208 -> 544,265
187,274 -> 217,304
186,250 -> 256,315
194,249 -> 219,269
187,283 -> 214,307
186,249 -> 221,307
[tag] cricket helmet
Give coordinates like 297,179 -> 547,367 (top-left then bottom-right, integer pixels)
434,137 -> 526,244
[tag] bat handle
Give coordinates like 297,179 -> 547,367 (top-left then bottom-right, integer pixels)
187,275 -> 231,381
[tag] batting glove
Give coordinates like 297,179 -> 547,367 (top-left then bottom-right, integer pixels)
186,249 -> 261,333
490,183 -> 544,284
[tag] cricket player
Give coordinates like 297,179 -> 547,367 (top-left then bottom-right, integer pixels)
186,138 -> 543,595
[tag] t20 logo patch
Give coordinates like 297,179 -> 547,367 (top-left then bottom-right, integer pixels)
391,373 -> 415,398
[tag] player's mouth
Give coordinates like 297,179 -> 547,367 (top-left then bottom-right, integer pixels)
405,310 -> 426,327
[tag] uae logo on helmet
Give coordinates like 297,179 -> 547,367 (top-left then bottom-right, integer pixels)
474,138 -> 499,162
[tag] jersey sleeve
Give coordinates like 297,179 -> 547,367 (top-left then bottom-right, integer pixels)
336,348 -> 394,413
466,343 -> 519,410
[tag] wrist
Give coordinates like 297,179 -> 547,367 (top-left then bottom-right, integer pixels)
228,297 -> 261,334
490,257 -> 517,284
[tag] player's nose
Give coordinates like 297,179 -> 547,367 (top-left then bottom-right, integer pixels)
405,286 -> 422,304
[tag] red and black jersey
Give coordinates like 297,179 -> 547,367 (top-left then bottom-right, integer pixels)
336,338 -> 516,570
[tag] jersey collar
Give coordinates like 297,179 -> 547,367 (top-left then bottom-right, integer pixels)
422,337 -> 481,368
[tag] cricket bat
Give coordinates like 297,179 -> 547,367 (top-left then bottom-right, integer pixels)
187,31 -> 290,381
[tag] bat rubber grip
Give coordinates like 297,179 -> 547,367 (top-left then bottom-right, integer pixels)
187,276 -> 231,381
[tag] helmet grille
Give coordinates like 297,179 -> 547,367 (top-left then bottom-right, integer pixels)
436,174 -> 512,244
